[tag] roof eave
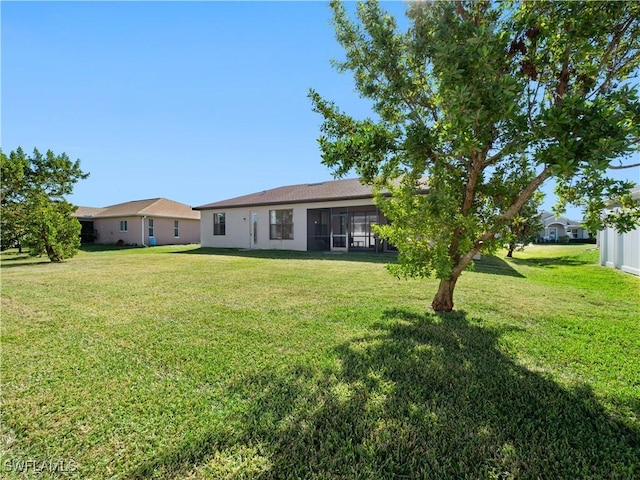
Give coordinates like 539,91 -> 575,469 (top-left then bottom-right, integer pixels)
193,193 -> 377,211
76,213 -> 199,220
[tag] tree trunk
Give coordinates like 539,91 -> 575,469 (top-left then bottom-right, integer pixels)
431,275 -> 460,312
428,168 -> 552,313
46,244 -> 61,263
506,242 -> 515,257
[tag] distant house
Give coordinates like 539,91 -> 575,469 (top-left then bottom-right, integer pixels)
598,186 -> 640,276
537,211 -> 591,243
193,178 -> 402,253
75,198 -> 200,246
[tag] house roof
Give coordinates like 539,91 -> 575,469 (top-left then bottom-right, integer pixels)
193,178 -> 387,210
75,198 -> 200,220
75,206 -> 106,217
539,211 -> 583,227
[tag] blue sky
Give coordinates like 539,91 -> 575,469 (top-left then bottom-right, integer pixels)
2,1 -> 638,221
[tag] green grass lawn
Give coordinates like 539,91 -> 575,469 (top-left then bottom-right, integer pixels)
1,244 -> 638,479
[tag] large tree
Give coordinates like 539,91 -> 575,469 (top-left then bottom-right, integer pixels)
1,147 -> 88,262
311,0 -> 640,312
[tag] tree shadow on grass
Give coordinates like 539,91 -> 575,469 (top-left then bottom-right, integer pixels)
128,309 -> 639,479
174,247 -> 395,264
0,256 -> 52,269
79,244 -> 145,253
508,255 -> 593,269
473,255 -> 525,278
176,248 -> 525,276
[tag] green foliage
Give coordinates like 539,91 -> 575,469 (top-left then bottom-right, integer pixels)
1,149 -> 30,250
0,201 -> 28,251
23,194 -> 82,262
310,0 -> 640,310
1,147 -> 88,262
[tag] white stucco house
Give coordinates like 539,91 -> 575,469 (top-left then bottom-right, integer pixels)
537,211 -> 592,243
598,186 -> 640,276
193,178 -> 401,253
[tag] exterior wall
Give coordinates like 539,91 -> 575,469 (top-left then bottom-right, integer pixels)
541,222 -> 567,242
539,221 -> 590,242
598,187 -> 640,276
93,217 -> 144,245
577,228 -> 590,240
200,208 -> 259,250
146,217 -> 200,245
94,216 -> 200,246
565,226 -> 590,240
199,198 -> 379,251
599,221 -> 640,276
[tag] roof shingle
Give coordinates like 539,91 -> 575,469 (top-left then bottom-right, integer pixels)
75,198 -> 200,220
194,178 -> 375,210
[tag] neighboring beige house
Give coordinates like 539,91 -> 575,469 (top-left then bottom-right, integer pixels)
75,198 -> 200,246
194,178 -> 399,253
537,211 -> 591,243
598,186 -> 640,276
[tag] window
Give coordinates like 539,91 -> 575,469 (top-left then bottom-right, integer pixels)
174,220 -> 179,237
350,210 -> 379,249
148,219 -> 154,237
252,212 -> 258,245
119,220 -> 128,232
269,209 -> 294,240
214,213 -> 226,235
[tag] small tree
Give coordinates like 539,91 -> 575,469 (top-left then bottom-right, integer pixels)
505,197 -> 543,258
311,0 -> 640,312
23,194 -> 82,262
1,147 -> 88,262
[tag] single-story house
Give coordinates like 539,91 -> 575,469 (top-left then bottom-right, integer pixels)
193,178 -> 399,253
537,211 -> 592,242
598,186 -> 640,276
75,198 -> 200,246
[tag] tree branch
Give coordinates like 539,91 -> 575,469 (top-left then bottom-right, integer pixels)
456,1 -> 468,21
450,166 -> 551,279
592,49 -> 640,98
555,53 -> 571,104
462,152 -> 483,215
484,139 -> 525,166
608,162 -> 640,170
598,15 -> 635,74
589,13 -> 638,98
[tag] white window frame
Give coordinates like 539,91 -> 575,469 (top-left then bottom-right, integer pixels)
119,220 -> 128,232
